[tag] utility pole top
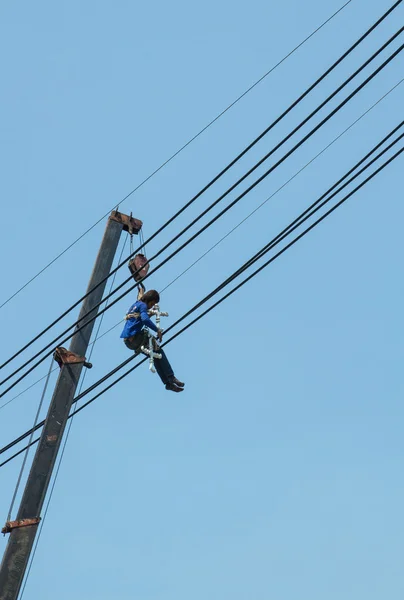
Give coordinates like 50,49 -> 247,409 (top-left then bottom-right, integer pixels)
110,210 -> 142,234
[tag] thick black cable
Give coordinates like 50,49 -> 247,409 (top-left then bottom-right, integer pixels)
219,128 -> 404,287
186,135 -> 404,316
0,0 -> 354,316
1,0 -> 399,372
4,79 -> 400,415
1,36 -> 402,398
160,81 -> 404,292
167,145 -> 403,344
0,356 -> 138,456
2,128 -> 402,463
3,144 -> 402,470
59,25 -> 403,328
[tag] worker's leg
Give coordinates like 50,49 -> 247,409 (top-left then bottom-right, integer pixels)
153,342 -> 184,390
124,333 -> 183,390
152,339 -> 174,386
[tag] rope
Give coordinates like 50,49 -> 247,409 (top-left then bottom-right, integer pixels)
6,357 -> 53,523
139,228 -> 146,255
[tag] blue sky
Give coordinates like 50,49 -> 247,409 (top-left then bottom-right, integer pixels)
0,0 -> 403,598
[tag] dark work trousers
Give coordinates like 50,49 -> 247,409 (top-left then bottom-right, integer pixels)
123,330 -> 174,386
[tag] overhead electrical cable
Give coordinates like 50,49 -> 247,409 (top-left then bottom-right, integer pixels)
0,39 -> 404,397
3,143 -> 403,470
2,125 -> 402,464
0,313 -> 119,412
160,81 -> 404,292
4,76 -> 400,417
60,145 -> 404,422
3,78 -> 401,414
4,358 -> 53,524
1,36 -> 402,399
1,1 -> 400,373
187,134 -> 404,304
0,0 -> 358,313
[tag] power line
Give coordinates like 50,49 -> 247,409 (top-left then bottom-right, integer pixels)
0,323 -> 119,412
1,35 -> 402,399
1,1 -> 398,372
4,143 -> 402,471
0,0 -> 355,313
4,74 -> 400,416
160,81 -> 404,293
195,132 -> 404,303
2,126 -> 402,466
5,359 -> 53,524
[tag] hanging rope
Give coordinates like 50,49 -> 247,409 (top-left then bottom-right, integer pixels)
128,216 -> 144,300
139,227 -> 146,255
129,213 -> 134,257
6,357 -> 54,523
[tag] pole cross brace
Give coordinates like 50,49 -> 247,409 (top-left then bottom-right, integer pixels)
109,210 -> 143,234
2,518 -> 41,535
53,347 -> 93,369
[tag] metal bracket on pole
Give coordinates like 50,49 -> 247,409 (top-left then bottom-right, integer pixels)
2,519 -> 40,536
53,347 -> 93,370
109,210 -> 143,234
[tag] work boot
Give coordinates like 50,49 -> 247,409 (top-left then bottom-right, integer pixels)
165,382 -> 184,393
172,377 -> 185,388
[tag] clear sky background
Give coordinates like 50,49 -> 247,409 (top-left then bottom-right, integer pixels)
0,1 -> 403,598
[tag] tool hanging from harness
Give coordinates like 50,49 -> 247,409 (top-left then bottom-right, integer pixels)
124,304 -> 169,373
128,216 -> 149,300
142,304 -> 169,373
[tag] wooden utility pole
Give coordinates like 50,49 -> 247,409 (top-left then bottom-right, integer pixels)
0,211 -> 141,600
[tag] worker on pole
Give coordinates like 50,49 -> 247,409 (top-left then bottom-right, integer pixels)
121,290 -> 185,393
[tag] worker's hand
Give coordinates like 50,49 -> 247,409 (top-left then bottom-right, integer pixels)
157,329 -> 163,342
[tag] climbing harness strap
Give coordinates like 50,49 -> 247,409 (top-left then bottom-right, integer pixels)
137,282 -> 145,301
125,306 -> 168,321
125,312 -> 141,320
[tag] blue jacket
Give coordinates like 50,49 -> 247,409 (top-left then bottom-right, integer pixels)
120,300 -> 158,339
